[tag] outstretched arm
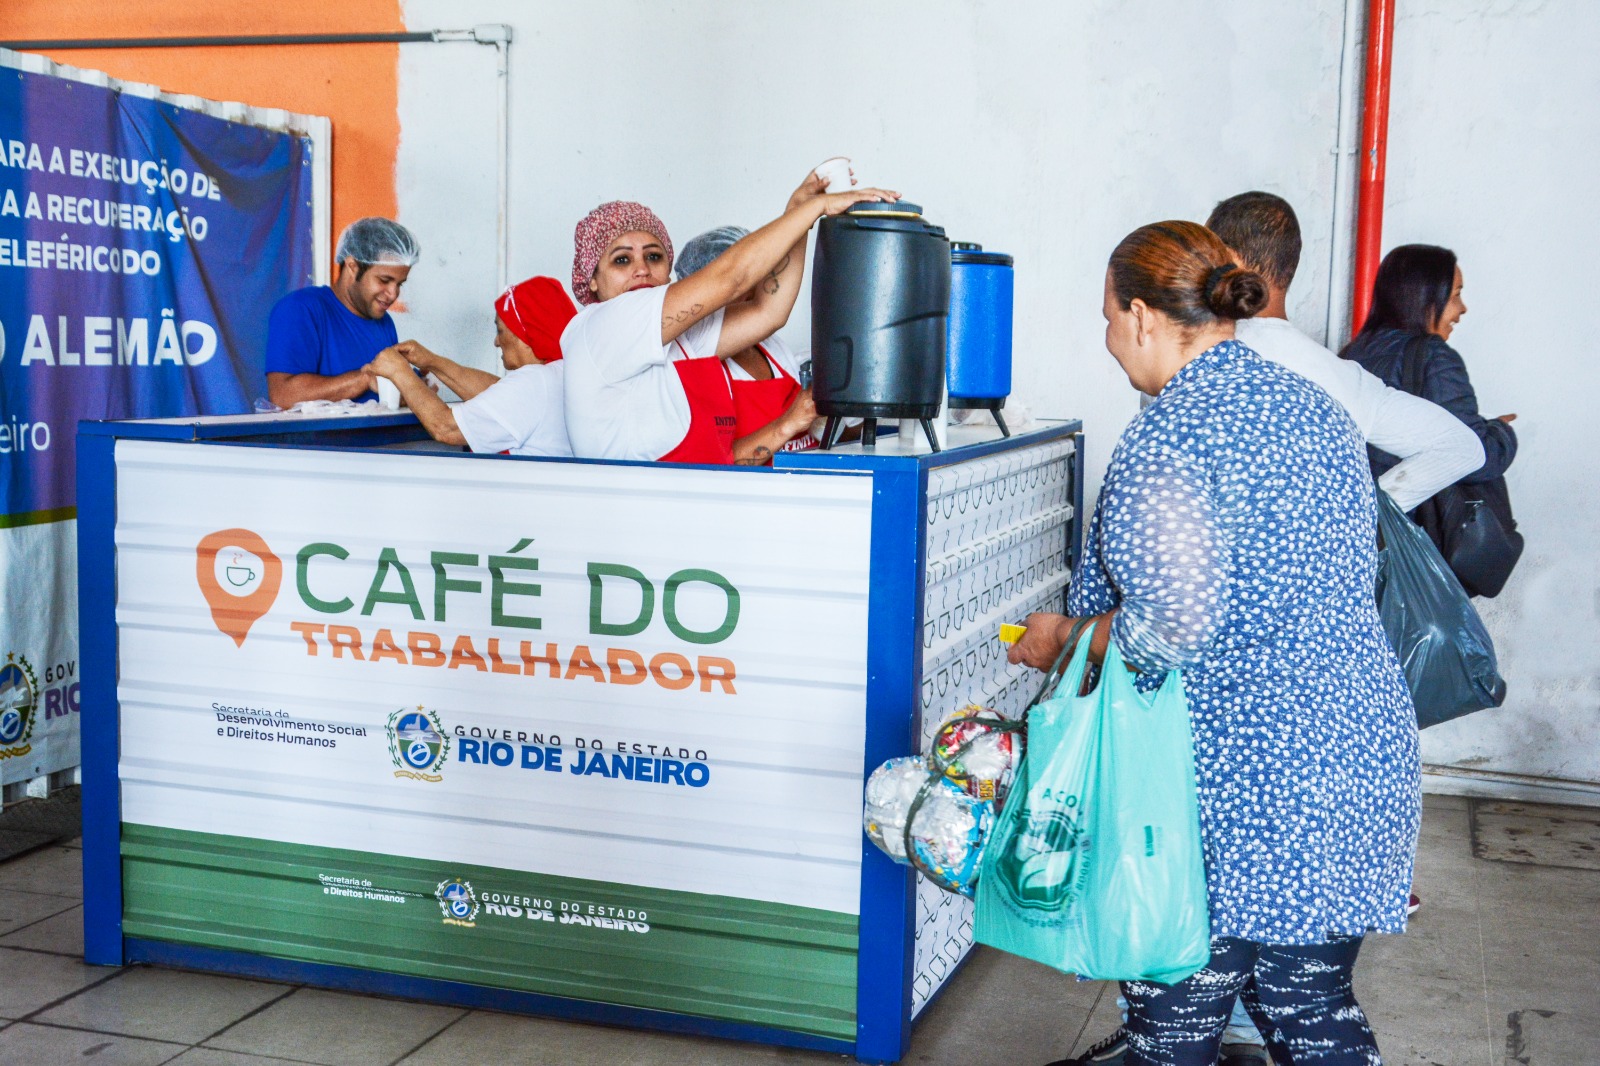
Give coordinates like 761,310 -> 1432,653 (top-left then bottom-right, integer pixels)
398,341 -> 499,401
1008,611 -> 1117,670
366,346 -> 466,446
659,168 -> 897,350
266,369 -> 374,408
733,387 -> 817,465
716,228 -> 811,358
1366,381 -> 1484,510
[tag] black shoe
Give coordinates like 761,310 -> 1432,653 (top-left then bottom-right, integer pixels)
1046,1025 -> 1128,1066
1219,1042 -> 1271,1066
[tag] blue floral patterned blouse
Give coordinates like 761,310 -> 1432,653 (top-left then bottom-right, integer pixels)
1069,339 -> 1421,944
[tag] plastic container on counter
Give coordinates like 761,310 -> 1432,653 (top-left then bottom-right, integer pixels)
946,242 -> 1015,436
811,200 -> 951,451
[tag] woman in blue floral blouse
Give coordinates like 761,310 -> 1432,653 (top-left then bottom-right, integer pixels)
1011,221 -> 1420,1066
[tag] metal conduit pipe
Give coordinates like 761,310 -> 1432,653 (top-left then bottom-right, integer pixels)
1422,763 -> 1600,805
3,27 -> 516,290
1324,0 -> 1365,352
1351,0 -> 1396,335
2,33 -> 442,48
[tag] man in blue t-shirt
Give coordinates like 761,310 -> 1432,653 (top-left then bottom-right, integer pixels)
265,217 -> 421,408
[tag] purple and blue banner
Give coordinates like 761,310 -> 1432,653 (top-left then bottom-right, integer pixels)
0,58 -> 317,783
0,64 -> 315,520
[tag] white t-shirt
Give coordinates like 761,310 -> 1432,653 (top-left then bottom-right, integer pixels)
453,361 -> 573,458
725,334 -> 803,382
560,285 -> 726,461
1235,316 -> 1484,511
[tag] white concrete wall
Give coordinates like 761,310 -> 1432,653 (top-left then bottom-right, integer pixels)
395,0 -> 1349,464
391,1 -> 1594,797
1385,0 -> 1600,801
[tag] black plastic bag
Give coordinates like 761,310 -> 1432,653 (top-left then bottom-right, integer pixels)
1374,490 -> 1507,728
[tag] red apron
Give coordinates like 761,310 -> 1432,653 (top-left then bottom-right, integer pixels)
659,340 -> 737,464
729,345 -> 818,454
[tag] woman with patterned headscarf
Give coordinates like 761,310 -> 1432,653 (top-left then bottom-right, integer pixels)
559,163 -> 895,465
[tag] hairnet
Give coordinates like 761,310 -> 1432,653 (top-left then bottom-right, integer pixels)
335,217 -> 421,268
496,276 -> 577,362
571,200 -> 673,305
675,226 -> 750,280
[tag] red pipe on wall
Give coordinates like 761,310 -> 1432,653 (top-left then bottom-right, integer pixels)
1351,0 -> 1397,334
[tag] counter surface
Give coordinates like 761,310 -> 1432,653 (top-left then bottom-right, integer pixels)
77,413 -> 1082,1064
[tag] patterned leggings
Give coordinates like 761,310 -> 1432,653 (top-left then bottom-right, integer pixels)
1121,935 -> 1381,1065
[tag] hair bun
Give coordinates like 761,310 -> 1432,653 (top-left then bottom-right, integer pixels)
1204,264 -> 1269,320
1108,221 -> 1270,328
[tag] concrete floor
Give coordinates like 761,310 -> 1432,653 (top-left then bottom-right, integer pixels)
0,794 -> 1593,1065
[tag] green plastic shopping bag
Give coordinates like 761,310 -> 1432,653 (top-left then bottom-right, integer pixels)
974,625 -> 1210,984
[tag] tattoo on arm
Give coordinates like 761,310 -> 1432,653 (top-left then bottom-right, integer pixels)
760,253 -> 791,297
663,302 -> 705,332
735,446 -> 774,466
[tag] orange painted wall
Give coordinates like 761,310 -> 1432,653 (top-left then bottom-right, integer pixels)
0,0 -> 404,264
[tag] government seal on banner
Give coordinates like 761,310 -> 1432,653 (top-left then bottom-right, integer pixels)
387,706 -> 449,781
0,653 -> 39,761
435,878 -> 479,927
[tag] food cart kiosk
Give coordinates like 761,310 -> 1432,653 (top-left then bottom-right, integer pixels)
77,410 -> 1082,1063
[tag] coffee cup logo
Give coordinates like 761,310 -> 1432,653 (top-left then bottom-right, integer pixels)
196,529 -> 282,647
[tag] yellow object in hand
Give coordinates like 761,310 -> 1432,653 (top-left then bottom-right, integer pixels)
999,623 -> 1027,645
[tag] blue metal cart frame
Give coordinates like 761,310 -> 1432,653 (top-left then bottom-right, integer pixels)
77,413 -> 1081,1064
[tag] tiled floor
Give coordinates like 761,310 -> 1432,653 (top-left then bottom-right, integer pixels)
0,794 -> 1594,1065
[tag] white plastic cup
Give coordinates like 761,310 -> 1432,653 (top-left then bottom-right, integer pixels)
376,376 -> 401,410
814,156 -> 854,194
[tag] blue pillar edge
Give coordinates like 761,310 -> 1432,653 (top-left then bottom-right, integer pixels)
852,464 -> 925,1064
76,428 -> 124,966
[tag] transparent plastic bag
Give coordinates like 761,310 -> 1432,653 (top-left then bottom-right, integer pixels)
1374,489 -> 1507,728
932,704 -> 1024,805
863,757 -> 991,897
862,708 -> 1025,896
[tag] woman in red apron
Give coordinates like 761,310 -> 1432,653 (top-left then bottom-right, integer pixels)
658,338 -> 740,464
673,226 -> 822,462
559,166 -> 897,465
729,344 -> 819,456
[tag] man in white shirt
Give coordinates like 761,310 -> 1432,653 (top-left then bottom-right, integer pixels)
1209,191 -> 1479,1066
1211,192 -> 1482,513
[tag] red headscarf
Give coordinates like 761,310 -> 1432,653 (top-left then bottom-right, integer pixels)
571,200 -> 674,305
495,276 -> 577,362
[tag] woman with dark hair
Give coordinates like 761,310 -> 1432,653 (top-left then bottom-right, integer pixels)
1011,221 -> 1419,1065
1341,245 -> 1518,498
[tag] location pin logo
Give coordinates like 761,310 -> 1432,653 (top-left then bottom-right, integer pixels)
196,529 -> 282,647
